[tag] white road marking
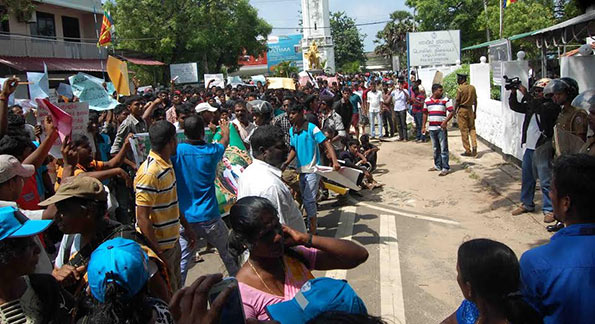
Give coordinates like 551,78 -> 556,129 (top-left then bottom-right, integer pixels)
325,206 -> 356,280
380,214 -> 406,324
348,197 -> 460,226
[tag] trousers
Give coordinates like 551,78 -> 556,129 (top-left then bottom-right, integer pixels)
369,110 -> 383,138
393,110 -> 408,140
457,108 -> 477,152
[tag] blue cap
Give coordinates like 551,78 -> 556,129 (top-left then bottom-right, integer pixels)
266,277 -> 368,324
0,206 -> 52,241
88,238 -> 150,303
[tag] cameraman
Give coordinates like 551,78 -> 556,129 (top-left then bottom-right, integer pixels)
508,78 -> 560,225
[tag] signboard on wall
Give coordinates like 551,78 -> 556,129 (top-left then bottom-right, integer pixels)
488,39 -> 512,86
170,62 -> 199,84
267,34 -> 304,73
407,30 -> 460,67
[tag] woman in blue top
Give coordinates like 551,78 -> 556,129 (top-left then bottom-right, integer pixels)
441,239 -> 542,324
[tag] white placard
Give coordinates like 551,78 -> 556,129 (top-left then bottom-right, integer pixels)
37,102 -> 90,158
170,62 -> 199,84
204,73 -> 225,88
408,30 -> 460,67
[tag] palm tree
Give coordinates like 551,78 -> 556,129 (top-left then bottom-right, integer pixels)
272,61 -> 299,78
374,11 -> 415,70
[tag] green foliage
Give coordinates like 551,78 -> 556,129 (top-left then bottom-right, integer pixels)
106,0 -> 271,80
442,64 -> 469,100
272,61 -> 299,77
340,61 -> 362,74
0,0 -> 36,22
374,10 -> 414,71
330,12 -> 366,69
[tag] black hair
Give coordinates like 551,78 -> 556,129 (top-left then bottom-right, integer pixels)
56,197 -> 107,221
183,115 -> 204,140
347,139 -> 360,148
0,134 -> 34,157
175,103 -> 192,116
288,105 -> 304,114
552,154 -> 595,220
86,281 -> 152,324
88,111 -> 100,124
248,92 -> 258,98
432,84 -> 443,92
0,236 -> 36,266
250,125 -> 284,156
458,239 -> 542,324
228,196 -> 309,267
114,104 -> 129,116
359,134 -> 370,143
322,127 -> 336,137
148,120 -> 176,152
151,108 -> 166,120
125,95 -> 142,107
307,311 -> 385,324
303,95 -> 317,108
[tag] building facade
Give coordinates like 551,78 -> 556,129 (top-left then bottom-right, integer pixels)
300,0 -> 335,73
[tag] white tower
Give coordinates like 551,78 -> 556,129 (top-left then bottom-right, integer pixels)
301,0 -> 335,73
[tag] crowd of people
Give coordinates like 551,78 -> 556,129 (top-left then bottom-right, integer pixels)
0,66 -> 593,324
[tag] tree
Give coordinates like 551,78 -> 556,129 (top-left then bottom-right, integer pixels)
272,61 -> 299,77
329,12 -> 366,71
374,10 -> 414,71
105,0 -> 271,80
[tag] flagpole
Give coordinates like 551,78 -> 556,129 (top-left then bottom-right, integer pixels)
93,6 -> 106,79
499,0 -> 503,39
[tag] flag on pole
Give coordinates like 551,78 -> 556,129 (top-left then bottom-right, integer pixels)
503,0 -> 517,8
97,10 -> 114,47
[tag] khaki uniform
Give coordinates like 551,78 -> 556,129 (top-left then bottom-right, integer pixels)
556,106 -> 588,140
455,83 -> 478,153
579,137 -> 595,157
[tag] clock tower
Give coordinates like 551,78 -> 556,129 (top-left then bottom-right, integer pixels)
301,0 -> 335,73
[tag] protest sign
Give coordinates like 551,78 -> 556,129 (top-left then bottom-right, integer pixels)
27,63 -> 50,100
137,85 -> 154,94
36,101 -> 90,158
227,76 -> 244,88
170,63 -> 199,84
106,82 -> 116,95
69,73 -> 119,111
107,56 -> 131,96
48,89 -> 58,104
57,83 -> 73,98
129,125 -> 251,215
204,74 -> 225,88
267,77 -> 295,90
315,165 -> 363,191
251,75 -> 266,85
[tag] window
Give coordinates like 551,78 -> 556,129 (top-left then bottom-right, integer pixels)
62,16 -> 80,42
30,12 -> 56,39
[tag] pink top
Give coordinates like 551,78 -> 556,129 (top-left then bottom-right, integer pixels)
239,246 -> 318,321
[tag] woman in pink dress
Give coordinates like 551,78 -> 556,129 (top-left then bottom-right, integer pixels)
228,196 -> 369,321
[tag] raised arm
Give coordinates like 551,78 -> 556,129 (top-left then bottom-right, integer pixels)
23,116 -> 59,169
142,98 -> 163,127
283,225 -> 368,270
0,77 -> 18,137
104,133 -> 133,169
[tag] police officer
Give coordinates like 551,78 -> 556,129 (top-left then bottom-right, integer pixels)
572,90 -> 595,156
543,77 -> 588,232
454,73 -> 478,157
508,78 -> 560,225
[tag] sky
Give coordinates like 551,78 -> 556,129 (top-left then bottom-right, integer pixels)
248,0 -> 409,52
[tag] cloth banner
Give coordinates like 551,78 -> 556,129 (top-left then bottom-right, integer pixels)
204,74 -> 225,88
27,63 -> 50,100
69,73 -> 119,111
251,75 -> 266,85
129,125 -> 251,215
107,56 -> 131,96
268,77 -> 295,90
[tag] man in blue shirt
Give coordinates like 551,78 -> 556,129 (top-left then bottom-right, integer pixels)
519,154 -> 595,324
283,105 -> 340,234
172,115 -> 239,284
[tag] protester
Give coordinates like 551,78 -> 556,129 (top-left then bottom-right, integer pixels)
422,84 -> 454,176
283,105 -> 340,234
332,88 -> 354,136
233,101 -> 256,144
228,196 -> 369,321
391,79 -> 410,141
239,125 -> 307,233
519,154 -> 595,323
172,115 -> 238,285
454,73 -> 478,157
411,86 -> 426,142
0,206 -> 74,323
339,139 -> 382,189
82,238 -> 174,324
442,238 -> 542,324
134,121 -> 194,292
381,84 -> 394,138
320,99 -> 346,152
359,134 -> 379,171
366,82 -> 383,139
508,79 -> 560,223
573,90 -> 595,156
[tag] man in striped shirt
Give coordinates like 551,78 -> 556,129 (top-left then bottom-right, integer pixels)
135,120 -> 195,292
422,84 -> 454,176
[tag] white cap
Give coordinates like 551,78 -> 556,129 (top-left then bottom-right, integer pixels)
195,102 -> 218,114
0,155 -> 35,183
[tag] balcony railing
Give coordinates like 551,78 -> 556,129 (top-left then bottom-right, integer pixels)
0,33 -> 107,59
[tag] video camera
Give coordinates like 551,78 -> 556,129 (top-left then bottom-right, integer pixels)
503,75 -> 522,90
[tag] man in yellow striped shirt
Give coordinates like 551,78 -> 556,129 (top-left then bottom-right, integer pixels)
135,121 -> 195,292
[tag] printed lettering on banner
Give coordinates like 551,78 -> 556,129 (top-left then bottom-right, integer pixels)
37,101 -> 90,158
408,30 -> 461,67
204,74 -> 225,88
170,63 -> 199,84
69,73 -> 118,111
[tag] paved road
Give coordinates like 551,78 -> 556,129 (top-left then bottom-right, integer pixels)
185,137 -> 552,323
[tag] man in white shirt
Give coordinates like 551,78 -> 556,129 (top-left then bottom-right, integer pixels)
366,82 -> 383,138
391,79 -> 410,141
237,125 -> 307,233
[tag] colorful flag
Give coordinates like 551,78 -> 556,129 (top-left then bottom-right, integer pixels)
97,10 -> 113,47
503,0 -> 517,8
